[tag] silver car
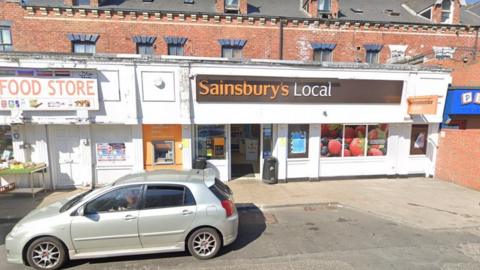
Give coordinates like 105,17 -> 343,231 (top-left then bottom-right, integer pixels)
5,169 -> 238,270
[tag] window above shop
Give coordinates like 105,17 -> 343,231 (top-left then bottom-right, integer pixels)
218,39 -> 247,60
0,27 -> 13,52
164,36 -> 187,56
318,0 -> 331,13
133,35 -> 157,55
440,0 -> 453,23
225,0 -> 240,13
68,33 -> 99,54
364,44 -> 383,64
312,43 -> 335,62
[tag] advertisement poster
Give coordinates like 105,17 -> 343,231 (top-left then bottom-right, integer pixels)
96,143 -> 126,162
0,68 -> 99,111
245,139 -> 259,161
290,131 -> 307,154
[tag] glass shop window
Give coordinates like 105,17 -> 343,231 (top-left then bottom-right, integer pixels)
321,124 -> 389,158
288,124 -> 309,159
0,126 -> 13,161
410,125 -> 429,155
153,140 -> 175,164
197,125 -> 226,159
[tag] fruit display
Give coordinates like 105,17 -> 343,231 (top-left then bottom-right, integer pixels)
321,124 -> 389,158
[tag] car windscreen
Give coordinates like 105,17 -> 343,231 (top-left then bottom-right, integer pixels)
59,190 -> 93,213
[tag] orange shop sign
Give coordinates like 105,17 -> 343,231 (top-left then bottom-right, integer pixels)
0,68 -> 99,111
407,95 -> 439,115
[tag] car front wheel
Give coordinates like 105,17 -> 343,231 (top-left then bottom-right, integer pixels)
26,237 -> 67,270
187,228 -> 221,260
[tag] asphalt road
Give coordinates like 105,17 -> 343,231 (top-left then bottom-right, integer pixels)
1,204 -> 480,270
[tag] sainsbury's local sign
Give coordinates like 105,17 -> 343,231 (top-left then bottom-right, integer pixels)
0,68 -> 99,111
196,75 -> 404,104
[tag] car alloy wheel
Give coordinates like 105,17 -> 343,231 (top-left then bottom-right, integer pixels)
188,228 -> 221,260
27,237 -> 66,270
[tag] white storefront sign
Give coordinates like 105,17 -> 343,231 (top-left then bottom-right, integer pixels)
0,68 -> 99,111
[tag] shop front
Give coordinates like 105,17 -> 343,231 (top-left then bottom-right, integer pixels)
190,64 -> 451,182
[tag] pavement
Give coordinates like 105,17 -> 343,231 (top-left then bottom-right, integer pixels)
228,177 -> 480,230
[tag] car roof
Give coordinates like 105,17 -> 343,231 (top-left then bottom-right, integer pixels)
112,169 -> 207,186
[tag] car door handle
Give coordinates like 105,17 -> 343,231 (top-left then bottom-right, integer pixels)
182,210 -> 194,216
124,215 -> 137,221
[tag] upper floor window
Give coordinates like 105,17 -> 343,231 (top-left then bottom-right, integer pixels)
67,33 -> 99,54
318,0 -> 331,12
0,27 -> 13,52
312,43 -> 335,62
364,44 -> 383,64
218,39 -> 247,60
433,46 -> 456,60
225,0 -> 239,11
164,36 -> 187,56
441,0 -> 453,23
133,35 -> 157,55
74,0 -> 90,5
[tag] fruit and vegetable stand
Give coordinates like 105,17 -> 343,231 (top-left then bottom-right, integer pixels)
0,163 -> 48,198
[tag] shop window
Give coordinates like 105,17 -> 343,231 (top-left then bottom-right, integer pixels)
0,27 -> 13,52
152,140 -> 175,165
367,125 -> 389,156
410,125 -> 429,155
320,124 -> 343,157
288,124 -> 309,159
321,124 -> 389,158
0,126 -> 13,161
197,125 -> 226,159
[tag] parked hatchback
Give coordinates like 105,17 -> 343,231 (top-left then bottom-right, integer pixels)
5,169 -> 238,270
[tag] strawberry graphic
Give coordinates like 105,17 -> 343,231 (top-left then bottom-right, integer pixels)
349,138 -> 365,156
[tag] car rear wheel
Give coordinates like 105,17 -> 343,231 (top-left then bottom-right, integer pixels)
187,228 -> 221,260
26,237 -> 67,270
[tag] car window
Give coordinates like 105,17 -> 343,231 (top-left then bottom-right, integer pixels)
85,185 -> 142,214
144,185 -> 196,209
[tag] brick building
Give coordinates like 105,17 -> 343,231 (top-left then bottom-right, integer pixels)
0,0 -> 479,188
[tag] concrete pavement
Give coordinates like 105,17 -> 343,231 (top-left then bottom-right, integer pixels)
228,177 -> 480,230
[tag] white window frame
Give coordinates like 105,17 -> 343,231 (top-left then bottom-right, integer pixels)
318,0 -> 331,13
440,0 -> 453,24
313,49 -> 333,62
0,27 -> 13,52
72,41 -> 96,53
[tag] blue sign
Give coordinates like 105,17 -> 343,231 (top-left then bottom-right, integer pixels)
290,131 -> 307,154
443,89 -> 480,126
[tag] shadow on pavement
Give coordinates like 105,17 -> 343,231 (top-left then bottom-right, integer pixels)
65,203 -> 266,268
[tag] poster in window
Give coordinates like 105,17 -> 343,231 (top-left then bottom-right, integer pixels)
367,124 -> 389,156
290,131 -> 307,154
410,125 -> 428,155
96,143 -> 126,162
320,124 -> 343,157
344,125 -> 366,157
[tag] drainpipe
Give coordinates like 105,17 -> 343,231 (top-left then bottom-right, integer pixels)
473,26 -> 479,62
279,17 -> 284,60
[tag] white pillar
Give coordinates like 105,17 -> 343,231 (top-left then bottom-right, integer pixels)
276,124 -> 288,181
182,124 -> 193,170
131,124 -> 144,172
79,125 -> 93,187
427,123 -> 440,177
309,124 -> 321,180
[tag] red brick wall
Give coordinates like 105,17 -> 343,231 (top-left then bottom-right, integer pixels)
436,129 -> 480,190
0,1 -> 479,86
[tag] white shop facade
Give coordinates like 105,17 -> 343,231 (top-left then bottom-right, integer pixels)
0,55 -> 451,187
189,63 -> 451,182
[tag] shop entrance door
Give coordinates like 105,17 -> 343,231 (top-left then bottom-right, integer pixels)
49,126 -> 83,188
230,124 -> 260,179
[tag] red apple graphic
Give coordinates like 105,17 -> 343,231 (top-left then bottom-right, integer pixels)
368,148 -> 384,156
349,138 -> 365,156
328,140 -> 342,156
355,126 -> 366,138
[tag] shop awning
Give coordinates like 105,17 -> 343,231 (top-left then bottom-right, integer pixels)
164,36 -> 187,45
133,35 -> 157,44
443,89 -> 480,125
311,43 -> 336,51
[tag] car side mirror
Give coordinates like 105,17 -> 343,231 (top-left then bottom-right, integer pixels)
76,205 -> 85,216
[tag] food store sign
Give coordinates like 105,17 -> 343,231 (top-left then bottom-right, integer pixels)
0,68 -> 99,111
196,75 -> 403,104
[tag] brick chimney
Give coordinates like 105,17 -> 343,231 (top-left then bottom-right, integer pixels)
431,0 -> 462,24
215,0 -> 248,14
